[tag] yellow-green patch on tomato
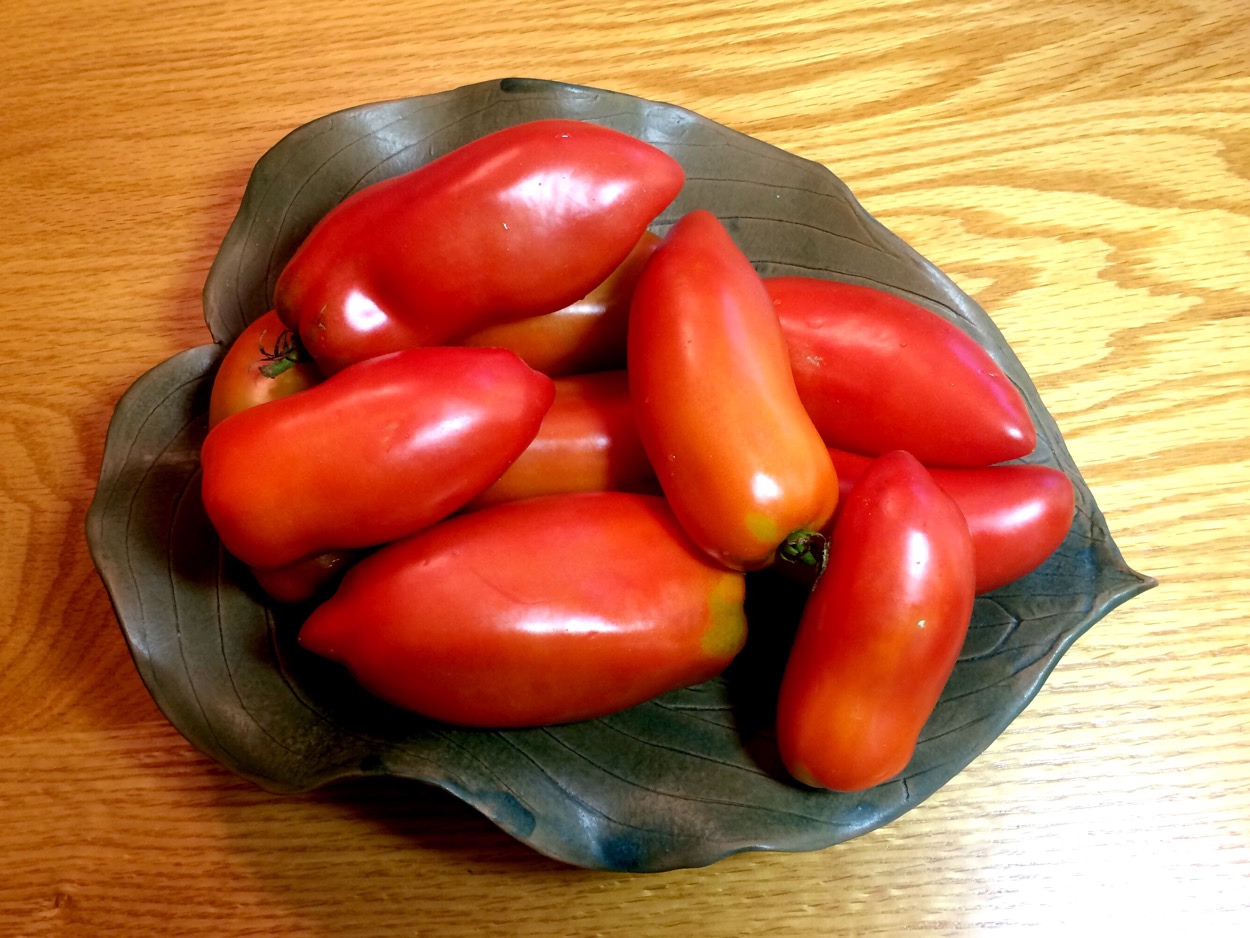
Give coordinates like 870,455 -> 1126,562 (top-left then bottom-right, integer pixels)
702,573 -> 748,659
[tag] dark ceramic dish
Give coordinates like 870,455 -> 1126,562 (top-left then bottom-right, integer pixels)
86,78 -> 1154,872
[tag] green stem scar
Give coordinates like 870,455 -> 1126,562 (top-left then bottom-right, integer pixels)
778,529 -> 828,570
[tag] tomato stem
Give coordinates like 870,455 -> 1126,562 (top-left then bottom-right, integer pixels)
257,328 -> 306,379
778,529 -> 828,570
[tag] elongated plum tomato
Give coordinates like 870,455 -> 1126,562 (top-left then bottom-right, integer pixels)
466,370 -> 656,510
200,346 -> 554,569
766,277 -> 1035,467
206,313 -> 354,600
628,211 -> 839,571
459,231 -> 661,377
207,311 -> 323,428
776,450 -> 976,792
826,448 -> 1075,594
298,492 -> 748,728
275,120 -> 685,374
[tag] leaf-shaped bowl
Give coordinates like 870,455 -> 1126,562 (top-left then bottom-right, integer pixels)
86,78 -> 1154,873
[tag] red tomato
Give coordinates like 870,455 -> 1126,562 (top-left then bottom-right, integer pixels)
826,448 -> 1075,594
460,231 -> 661,376
205,311 -> 348,600
251,550 -> 359,604
466,371 -> 656,510
767,277 -> 1036,467
298,493 -> 748,727
207,311 -> 323,428
776,451 -> 976,792
628,211 -> 839,571
276,120 -> 685,374
200,347 -> 554,569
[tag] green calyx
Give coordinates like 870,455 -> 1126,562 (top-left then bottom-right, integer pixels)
777,529 -> 828,570
257,329 -> 305,379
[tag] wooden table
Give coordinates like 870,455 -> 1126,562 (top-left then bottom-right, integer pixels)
2,1 -> 1246,934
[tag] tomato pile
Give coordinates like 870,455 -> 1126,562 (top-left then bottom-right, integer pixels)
200,119 -> 1075,792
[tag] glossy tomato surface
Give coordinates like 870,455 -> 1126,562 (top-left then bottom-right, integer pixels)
467,370 -> 656,509
768,276 -> 1036,467
199,346 -> 554,568
207,310 -> 322,428
250,550 -> 358,604
628,210 -> 839,570
827,447 -> 1075,594
275,120 -> 684,374
460,231 -> 660,376
776,451 -> 976,792
299,492 -> 748,728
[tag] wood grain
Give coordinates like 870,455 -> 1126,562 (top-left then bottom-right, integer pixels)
2,0 -> 1248,934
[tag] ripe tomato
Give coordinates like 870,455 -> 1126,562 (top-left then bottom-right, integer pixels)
298,493 -> 748,727
200,347 -> 554,569
776,451 -> 976,792
205,312 -> 349,600
628,210 -> 839,571
767,276 -> 1036,467
207,311 -> 323,428
826,447 -> 1075,594
251,550 -> 358,604
459,231 -> 660,376
275,120 -> 685,374
466,370 -> 656,510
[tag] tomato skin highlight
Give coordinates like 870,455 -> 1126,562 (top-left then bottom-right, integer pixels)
460,231 -> 661,377
207,311 -> 323,428
250,550 -> 358,604
200,347 -> 554,569
628,211 -> 839,571
826,448 -> 1075,594
298,492 -> 748,728
466,370 -> 657,510
275,120 -> 685,374
776,451 -> 976,792
767,277 -> 1036,467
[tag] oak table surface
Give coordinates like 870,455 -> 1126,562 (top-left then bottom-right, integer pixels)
1,1 -> 1246,935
